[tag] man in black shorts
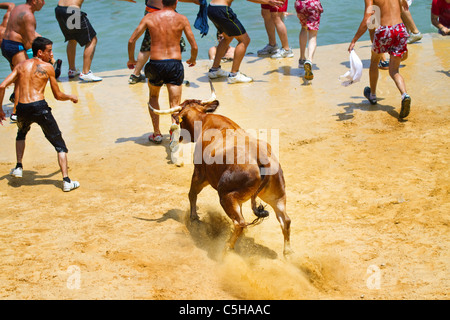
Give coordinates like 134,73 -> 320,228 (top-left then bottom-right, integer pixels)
128,0 -> 197,153
207,0 -> 284,84
55,0 -> 102,82
0,37 -> 80,192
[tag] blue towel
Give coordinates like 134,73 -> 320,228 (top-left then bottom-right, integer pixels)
194,0 -> 209,37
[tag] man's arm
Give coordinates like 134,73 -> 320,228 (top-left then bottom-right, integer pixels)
247,0 -> 284,7
348,0 -> 374,52
0,67 -> 18,125
21,12 -> 38,49
127,18 -> 148,69
183,16 -> 198,66
0,2 -> 15,28
48,66 -> 78,103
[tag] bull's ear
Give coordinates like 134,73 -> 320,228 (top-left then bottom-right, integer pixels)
203,100 -> 219,113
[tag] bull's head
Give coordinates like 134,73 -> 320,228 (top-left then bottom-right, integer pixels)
148,81 -> 219,141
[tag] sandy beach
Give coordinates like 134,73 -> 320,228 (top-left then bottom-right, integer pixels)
0,34 -> 448,300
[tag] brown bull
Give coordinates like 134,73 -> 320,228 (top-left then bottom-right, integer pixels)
150,91 -> 292,256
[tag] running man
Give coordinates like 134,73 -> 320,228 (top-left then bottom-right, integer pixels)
0,37 -> 80,192
207,0 -> 284,84
349,0 -> 411,119
127,0 -> 197,150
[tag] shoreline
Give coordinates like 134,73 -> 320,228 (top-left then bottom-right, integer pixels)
0,35 -> 448,300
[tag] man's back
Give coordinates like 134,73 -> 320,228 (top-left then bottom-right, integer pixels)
372,0 -> 404,26
3,3 -> 37,47
58,0 -> 84,8
15,58 -> 52,104
145,8 -> 188,60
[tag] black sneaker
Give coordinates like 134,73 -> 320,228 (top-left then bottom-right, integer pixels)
399,94 -> 411,119
9,92 -> 14,104
364,86 -> 377,105
10,113 -> 17,122
128,73 -> 145,84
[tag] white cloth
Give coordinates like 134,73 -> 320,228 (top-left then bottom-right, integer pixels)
339,50 -> 363,87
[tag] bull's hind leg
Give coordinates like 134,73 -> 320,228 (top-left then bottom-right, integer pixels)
266,196 -> 293,256
219,193 -> 246,251
188,166 -> 208,221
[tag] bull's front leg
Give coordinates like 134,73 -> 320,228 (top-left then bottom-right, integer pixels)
188,166 -> 207,221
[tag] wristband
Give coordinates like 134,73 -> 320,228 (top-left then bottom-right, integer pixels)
26,48 -> 33,59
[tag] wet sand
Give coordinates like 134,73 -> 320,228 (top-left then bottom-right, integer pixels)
0,34 -> 448,300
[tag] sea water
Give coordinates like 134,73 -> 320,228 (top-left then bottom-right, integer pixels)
0,0 -> 436,79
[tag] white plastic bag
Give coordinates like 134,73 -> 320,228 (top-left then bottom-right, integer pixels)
339,50 -> 363,87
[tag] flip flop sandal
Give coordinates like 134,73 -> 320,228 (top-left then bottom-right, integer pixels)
148,133 -> 163,144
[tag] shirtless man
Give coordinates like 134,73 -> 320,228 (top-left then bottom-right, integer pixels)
0,37 -> 80,192
349,0 -> 411,119
0,2 -> 15,47
127,0 -> 199,84
1,0 -> 45,122
128,0 -> 197,150
207,0 -> 284,84
55,0 -> 102,82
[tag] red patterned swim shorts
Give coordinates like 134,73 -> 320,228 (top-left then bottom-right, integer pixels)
294,0 -> 323,31
372,23 -> 409,57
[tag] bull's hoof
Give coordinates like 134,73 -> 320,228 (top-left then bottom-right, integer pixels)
255,204 -> 269,218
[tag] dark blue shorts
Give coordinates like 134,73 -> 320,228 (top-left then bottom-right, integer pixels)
1,39 -> 25,65
16,100 -> 68,153
145,59 -> 184,87
207,5 -> 246,37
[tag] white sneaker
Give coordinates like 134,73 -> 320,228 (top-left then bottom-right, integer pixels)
10,167 -> 23,178
63,180 -> 80,192
407,32 -> 422,44
79,70 -> 102,82
227,72 -> 253,84
257,44 -> 279,56
208,67 -> 229,79
68,69 -> 80,78
271,48 -> 294,59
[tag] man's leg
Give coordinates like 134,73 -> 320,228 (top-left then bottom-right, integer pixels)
211,35 -> 233,70
57,152 -> 69,178
166,83 -> 183,152
299,27 -> 308,61
272,11 -> 289,50
369,51 -> 383,96
230,33 -> 250,74
67,39 -> 77,71
262,8 -> 276,47
148,83 -> 162,136
10,139 -> 25,177
10,52 -> 27,117
307,30 -> 318,62
82,36 -> 97,74
388,55 -> 407,95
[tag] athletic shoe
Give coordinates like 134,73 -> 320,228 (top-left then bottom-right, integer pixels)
208,67 -> 229,79
298,59 -> 306,68
53,59 -> 62,79
169,124 -> 180,152
80,70 -> 102,82
227,72 -> 253,84
364,86 -> 377,105
68,69 -> 80,78
407,32 -> 422,44
63,180 -> 80,192
304,60 -> 314,80
271,48 -> 294,59
10,167 -> 23,178
128,73 -> 145,84
399,94 -> 411,119
257,44 -> 279,56
378,60 -> 389,70
148,133 -> 163,144
10,113 -> 17,122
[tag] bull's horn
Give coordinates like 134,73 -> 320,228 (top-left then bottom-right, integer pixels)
201,80 -> 217,103
148,102 -> 182,115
